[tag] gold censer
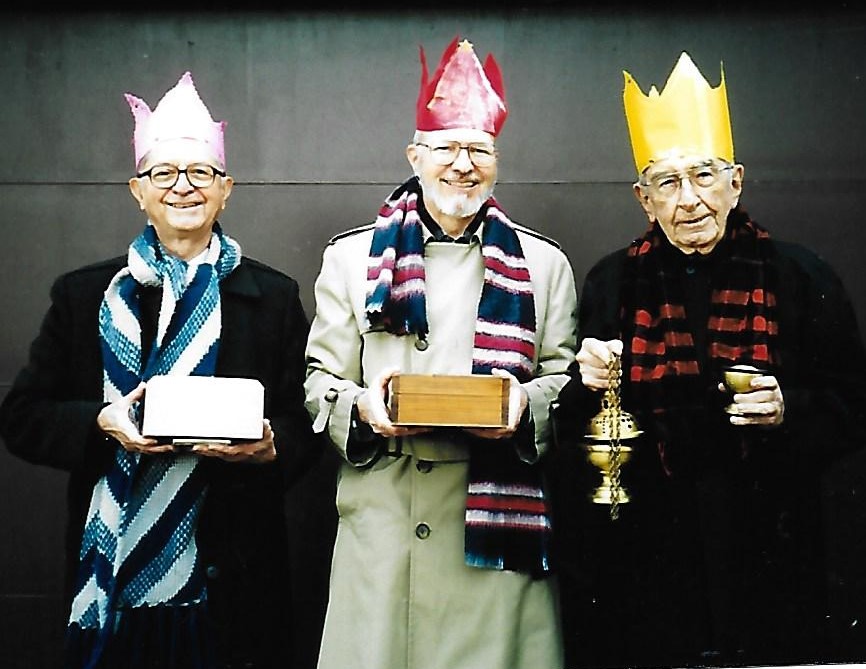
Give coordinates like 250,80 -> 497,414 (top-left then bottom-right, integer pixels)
582,353 -> 642,520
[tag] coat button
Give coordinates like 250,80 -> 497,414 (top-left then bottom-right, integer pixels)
416,460 -> 433,473
415,523 -> 431,540
206,565 -> 220,579
414,338 -> 429,351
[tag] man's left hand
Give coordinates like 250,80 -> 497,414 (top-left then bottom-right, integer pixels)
464,369 -> 528,440
719,375 -> 785,427
189,418 -> 277,463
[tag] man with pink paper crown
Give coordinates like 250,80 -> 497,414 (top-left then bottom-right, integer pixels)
0,72 -> 321,668
549,52 -> 866,667
304,37 -> 576,669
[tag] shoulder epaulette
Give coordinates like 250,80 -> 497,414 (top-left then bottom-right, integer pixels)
328,222 -> 376,245
510,221 -> 562,250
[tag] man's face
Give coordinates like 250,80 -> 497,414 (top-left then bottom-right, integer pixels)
128,138 -> 233,244
406,128 -> 498,221
634,153 -> 744,255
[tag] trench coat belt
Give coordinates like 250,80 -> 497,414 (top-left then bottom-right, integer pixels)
391,433 -> 471,463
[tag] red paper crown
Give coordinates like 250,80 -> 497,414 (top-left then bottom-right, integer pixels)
416,37 -> 508,136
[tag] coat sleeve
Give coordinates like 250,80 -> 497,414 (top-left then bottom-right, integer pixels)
303,240 -> 374,465
770,243 -> 866,461
267,277 -> 328,487
552,251 -> 626,449
521,243 -> 579,461
0,272 -> 110,472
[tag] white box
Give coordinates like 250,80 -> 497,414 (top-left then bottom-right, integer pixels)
141,375 -> 264,443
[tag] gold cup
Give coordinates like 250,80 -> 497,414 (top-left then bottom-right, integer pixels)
723,364 -> 765,393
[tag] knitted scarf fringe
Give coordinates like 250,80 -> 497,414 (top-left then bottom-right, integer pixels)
68,222 -> 241,669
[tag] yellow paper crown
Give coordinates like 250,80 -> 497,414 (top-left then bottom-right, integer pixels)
623,52 -> 733,175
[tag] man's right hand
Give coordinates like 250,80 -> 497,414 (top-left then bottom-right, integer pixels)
575,338 -> 624,390
355,367 -> 429,438
97,382 -> 173,454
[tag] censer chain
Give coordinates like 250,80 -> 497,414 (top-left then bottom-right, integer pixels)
607,353 -> 623,521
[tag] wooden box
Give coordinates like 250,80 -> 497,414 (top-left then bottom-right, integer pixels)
388,374 -> 509,427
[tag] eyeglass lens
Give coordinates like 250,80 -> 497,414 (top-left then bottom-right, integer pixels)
144,164 -> 220,188
421,142 -> 496,166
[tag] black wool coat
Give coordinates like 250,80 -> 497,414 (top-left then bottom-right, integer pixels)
0,253 -> 323,669
548,218 -> 866,669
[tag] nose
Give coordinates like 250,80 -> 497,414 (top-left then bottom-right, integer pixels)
677,176 -> 701,208
451,146 -> 474,171
171,169 -> 195,193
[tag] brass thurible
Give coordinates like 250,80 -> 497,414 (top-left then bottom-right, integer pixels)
582,353 -> 642,520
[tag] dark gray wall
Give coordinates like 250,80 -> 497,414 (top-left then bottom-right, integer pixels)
1,7 -> 865,668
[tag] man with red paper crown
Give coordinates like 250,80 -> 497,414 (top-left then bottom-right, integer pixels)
304,37 -> 576,669
549,52 -> 866,667
0,71 -> 321,668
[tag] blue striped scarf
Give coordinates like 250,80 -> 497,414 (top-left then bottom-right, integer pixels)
67,222 -> 240,667
366,177 -> 552,574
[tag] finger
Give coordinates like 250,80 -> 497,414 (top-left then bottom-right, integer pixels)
583,338 -> 621,364
141,443 -> 175,454
580,367 -> 610,390
578,338 -> 609,364
126,382 -> 147,403
378,366 -> 402,389
731,402 -> 776,416
465,427 -> 512,440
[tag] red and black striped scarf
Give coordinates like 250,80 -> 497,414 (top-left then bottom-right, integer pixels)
623,211 -> 779,422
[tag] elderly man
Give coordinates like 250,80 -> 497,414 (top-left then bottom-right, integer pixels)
550,52 -> 866,668
0,71 -> 319,669
304,37 -> 577,669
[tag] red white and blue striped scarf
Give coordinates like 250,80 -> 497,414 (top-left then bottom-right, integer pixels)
366,177 -> 551,575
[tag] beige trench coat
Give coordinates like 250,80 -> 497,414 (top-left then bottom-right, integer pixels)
304,218 -> 578,669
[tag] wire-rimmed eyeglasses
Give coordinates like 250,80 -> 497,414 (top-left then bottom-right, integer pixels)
415,142 -> 497,167
640,162 -> 734,198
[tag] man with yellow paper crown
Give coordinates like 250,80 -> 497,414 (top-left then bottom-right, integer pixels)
0,71 -> 321,668
549,52 -> 866,667
304,37 -> 576,669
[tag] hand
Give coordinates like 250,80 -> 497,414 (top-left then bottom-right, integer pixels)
355,367 -> 428,438
464,368 -> 528,440
191,419 -> 277,463
576,338 -> 624,390
718,374 -> 785,427
97,382 -> 173,455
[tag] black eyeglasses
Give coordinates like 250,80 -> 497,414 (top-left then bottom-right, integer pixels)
137,163 -> 226,189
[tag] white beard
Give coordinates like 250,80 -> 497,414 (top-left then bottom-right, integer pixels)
419,174 -> 494,219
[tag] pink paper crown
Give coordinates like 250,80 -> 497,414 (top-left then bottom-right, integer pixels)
416,37 -> 508,136
125,71 -> 226,168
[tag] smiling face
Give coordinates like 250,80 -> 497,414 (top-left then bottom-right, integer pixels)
128,138 -> 233,258
634,152 -> 744,255
406,128 -> 498,237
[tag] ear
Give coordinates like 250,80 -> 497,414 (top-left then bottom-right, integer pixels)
729,163 -> 745,207
128,177 -> 146,210
633,182 -> 655,223
220,176 -> 234,209
406,143 -> 420,174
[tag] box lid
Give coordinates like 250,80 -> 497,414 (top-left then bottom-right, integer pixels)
141,375 -> 264,442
